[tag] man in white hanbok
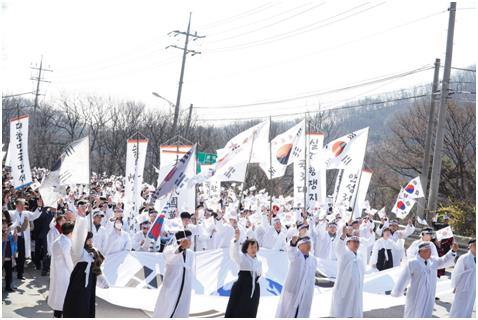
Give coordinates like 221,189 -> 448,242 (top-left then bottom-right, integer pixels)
47,222 -> 75,318
276,235 -> 317,318
449,238 -> 476,318
261,217 -> 287,251
331,233 -> 365,318
311,220 -> 337,260
153,230 -> 195,318
406,227 -> 438,259
391,241 -> 458,318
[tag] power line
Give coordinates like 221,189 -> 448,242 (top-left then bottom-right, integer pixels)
206,2 -> 326,44
206,2 -> 384,53
194,65 -> 433,109
198,2 -> 278,30
449,66 -> 476,72
186,10 -> 446,84
195,94 -> 430,122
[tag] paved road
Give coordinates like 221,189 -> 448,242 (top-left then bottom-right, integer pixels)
2,260 -> 475,318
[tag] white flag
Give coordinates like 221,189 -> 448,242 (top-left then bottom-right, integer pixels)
10,115 -> 32,189
213,121 -> 269,182
125,139 -> 148,206
217,120 -> 269,164
170,147 -> 197,214
353,169 -> 373,218
260,120 -> 305,179
152,144 -> 197,201
436,226 -> 454,241
323,127 -> 369,170
57,136 -> 90,185
399,176 -> 425,199
391,194 -> 416,219
377,206 -> 387,219
38,137 -> 89,207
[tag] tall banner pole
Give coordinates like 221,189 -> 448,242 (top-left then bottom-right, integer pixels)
269,116 -> 273,212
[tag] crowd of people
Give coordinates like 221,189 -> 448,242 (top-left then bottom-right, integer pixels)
2,167 -> 476,318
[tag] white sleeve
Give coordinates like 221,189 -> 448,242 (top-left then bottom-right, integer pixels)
28,208 -> 43,221
334,237 -> 346,259
451,255 -> 466,290
391,263 -> 411,297
230,240 -> 242,266
71,215 -> 88,263
433,249 -> 457,270
62,240 -> 75,272
399,224 -> 415,239
369,241 -> 380,266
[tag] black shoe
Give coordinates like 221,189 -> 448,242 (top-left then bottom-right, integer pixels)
35,266 -> 41,271
17,276 -> 26,280
41,271 -> 48,276
5,287 -> 16,292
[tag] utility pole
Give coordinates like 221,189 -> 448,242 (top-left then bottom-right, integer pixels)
30,55 -> 53,117
186,103 -> 193,136
166,12 -> 205,138
417,58 -> 440,224
427,2 -> 456,218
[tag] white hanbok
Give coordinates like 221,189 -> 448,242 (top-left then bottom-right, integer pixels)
47,234 -> 74,311
153,245 -> 195,318
275,244 -> 317,318
330,238 -> 365,318
449,252 -> 476,318
391,250 -> 456,317
102,229 -> 132,256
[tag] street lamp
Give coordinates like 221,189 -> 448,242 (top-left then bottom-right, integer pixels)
152,92 -> 175,108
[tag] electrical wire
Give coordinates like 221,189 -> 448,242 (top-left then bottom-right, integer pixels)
193,65 -> 433,109
206,2 -> 385,53
197,2 -> 279,30
206,2 -> 326,44
195,94 -> 430,122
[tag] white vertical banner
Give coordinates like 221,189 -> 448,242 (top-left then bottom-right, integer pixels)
306,133 -> 325,212
172,147 -> 197,214
125,139 -> 148,209
293,146 -> 306,208
159,145 -> 193,168
10,115 -> 32,189
334,167 -> 361,216
352,169 -> 373,218
159,145 -> 195,213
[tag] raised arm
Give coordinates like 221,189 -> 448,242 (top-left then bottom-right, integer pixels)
391,263 -> 411,297
433,242 -> 458,270
71,215 -> 89,263
230,230 -> 242,266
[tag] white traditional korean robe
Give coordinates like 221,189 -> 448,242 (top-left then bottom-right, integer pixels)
102,229 -> 132,256
46,226 -> 61,256
10,208 -> 42,258
391,249 -> 456,317
310,221 -> 337,260
275,244 -> 317,318
153,245 -> 195,318
370,237 -> 402,268
449,251 -> 476,318
47,234 -> 74,311
330,237 -> 365,318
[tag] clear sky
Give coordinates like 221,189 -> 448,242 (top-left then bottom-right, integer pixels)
1,0 -> 476,123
